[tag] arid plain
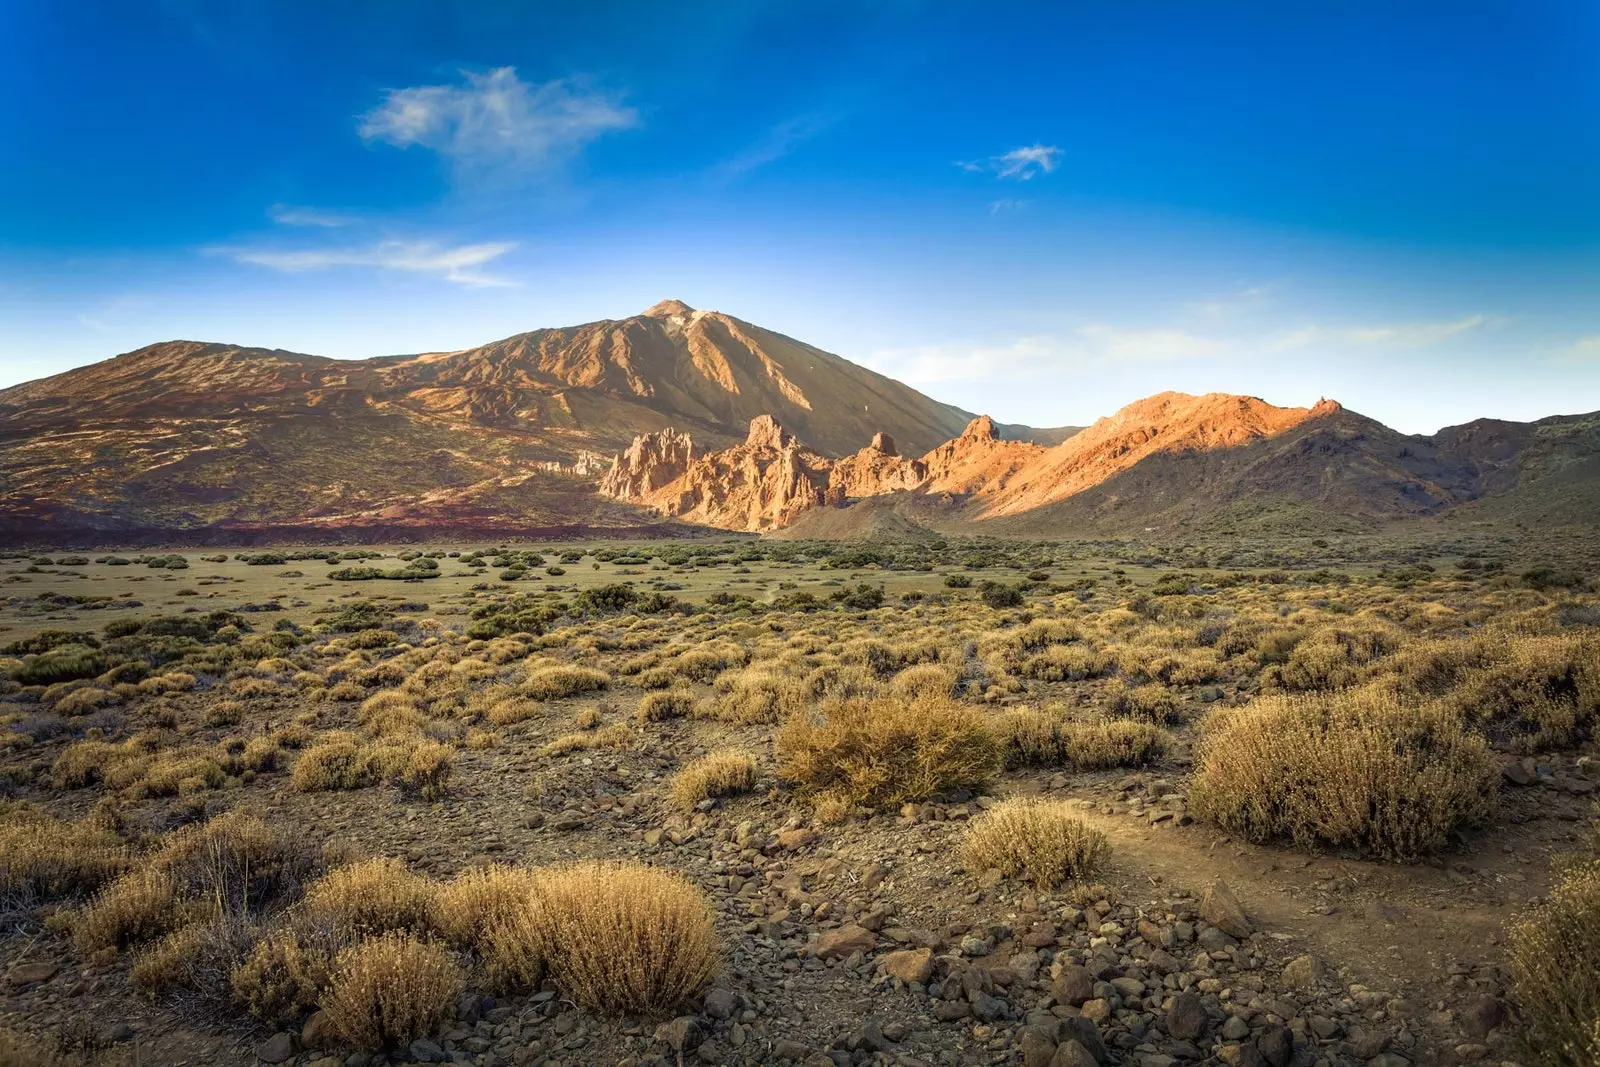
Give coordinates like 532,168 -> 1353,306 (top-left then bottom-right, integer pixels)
2,529 -> 1596,1067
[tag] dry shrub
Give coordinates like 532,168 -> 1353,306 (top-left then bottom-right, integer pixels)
503,861 -> 718,1016
140,672 -> 197,695
1189,690 -> 1498,859
992,710 -> 1170,771
129,912 -> 257,1007
805,661 -> 882,701
961,797 -> 1109,888
231,924 -> 339,1027
291,736 -> 379,792
0,805 -> 127,905
360,691 -> 425,738
74,867 -> 184,954
673,642 -> 748,682
75,811 -> 314,955
1264,623 -> 1401,692
1060,719 -> 1170,770
637,688 -> 694,724
573,705 -> 603,729
55,687 -> 118,716
775,695 -> 1000,809
321,933 -> 462,1048
397,741 -> 454,800
521,666 -> 609,701
708,666 -> 808,724
1446,633 -> 1600,751
1508,859 -> 1600,1067
1107,682 -> 1179,724
241,735 -> 281,772
890,663 -> 960,700
1018,644 -> 1109,682
481,691 -> 541,725
432,864 -> 541,949
204,700 -> 244,727
670,750 -> 757,810
302,857 -> 436,937
541,723 -> 633,757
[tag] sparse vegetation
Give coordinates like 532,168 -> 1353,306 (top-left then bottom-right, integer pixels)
1189,690 -> 1499,858
961,796 -> 1110,888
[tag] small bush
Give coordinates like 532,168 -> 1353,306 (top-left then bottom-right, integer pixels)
302,858 -> 436,937
321,933 -> 462,1049
991,711 -> 1169,770
637,688 -> 695,724
670,750 -> 757,810
540,723 -> 633,757
0,806 -> 128,904
890,663 -> 960,700
1508,859 -> 1600,1067
397,741 -> 454,800
706,667 -> 808,724
961,797 -> 1110,888
292,738 -> 380,792
521,666 -> 609,701
231,925 -> 338,1027
1189,690 -> 1499,859
505,861 -> 718,1016
432,865 -> 541,950
776,695 -> 1000,809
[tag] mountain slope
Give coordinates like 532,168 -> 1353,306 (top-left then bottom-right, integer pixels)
598,393 -> 1600,535
0,301 -> 997,541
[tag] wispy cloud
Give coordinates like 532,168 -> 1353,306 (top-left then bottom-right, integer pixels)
989,198 -> 1029,215
713,113 -> 832,181
219,240 -> 517,287
1273,313 -> 1501,350
1553,335 -> 1600,365
959,143 -> 1062,181
269,205 -> 353,228
359,67 -> 635,175
866,324 -> 1224,384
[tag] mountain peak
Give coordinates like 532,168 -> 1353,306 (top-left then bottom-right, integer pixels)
641,298 -> 696,319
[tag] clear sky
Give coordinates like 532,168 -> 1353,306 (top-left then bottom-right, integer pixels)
3,1 -> 1598,434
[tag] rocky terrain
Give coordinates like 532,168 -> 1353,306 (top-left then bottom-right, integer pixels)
597,396 -> 1600,536
0,302 -> 1045,544
0,535 -> 1596,1067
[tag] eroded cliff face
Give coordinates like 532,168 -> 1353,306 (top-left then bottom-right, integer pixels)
598,395 -> 1367,532
597,417 -> 838,531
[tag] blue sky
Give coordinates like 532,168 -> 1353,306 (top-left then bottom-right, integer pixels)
3,1 -> 1598,434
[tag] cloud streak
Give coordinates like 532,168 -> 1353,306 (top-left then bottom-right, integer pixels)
220,239 -> 517,287
269,205 -> 353,228
1272,313 -> 1500,350
866,324 -> 1224,384
959,143 -> 1062,180
359,67 -> 635,175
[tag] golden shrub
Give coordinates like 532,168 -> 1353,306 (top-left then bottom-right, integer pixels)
776,695 -> 1000,809
54,687 -> 118,716
708,666 -> 809,724
520,666 -> 609,701
231,926 -> 338,1027
1189,690 -> 1498,859
1060,719 -> 1171,770
507,861 -> 718,1016
961,797 -> 1109,888
637,688 -> 695,724
670,750 -> 757,811
397,741 -> 454,799
0,806 -> 127,902
74,867 -> 183,954
432,864 -> 541,949
540,723 -> 633,757
291,735 -> 380,792
302,858 -> 436,937
890,663 -> 960,700
1508,859 -> 1600,1067
320,933 -> 462,1048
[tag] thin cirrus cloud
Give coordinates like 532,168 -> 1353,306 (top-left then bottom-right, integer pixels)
959,143 -> 1062,181
867,324 -> 1223,384
219,239 -> 518,287
711,113 -> 833,182
358,66 -> 635,174
268,205 -> 353,228
1271,313 -> 1500,350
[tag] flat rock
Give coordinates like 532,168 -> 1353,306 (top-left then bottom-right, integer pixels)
814,924 -> 877,959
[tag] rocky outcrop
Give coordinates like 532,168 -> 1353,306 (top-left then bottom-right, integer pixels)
599,416 -> 839,531
597,428 -> 695,501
